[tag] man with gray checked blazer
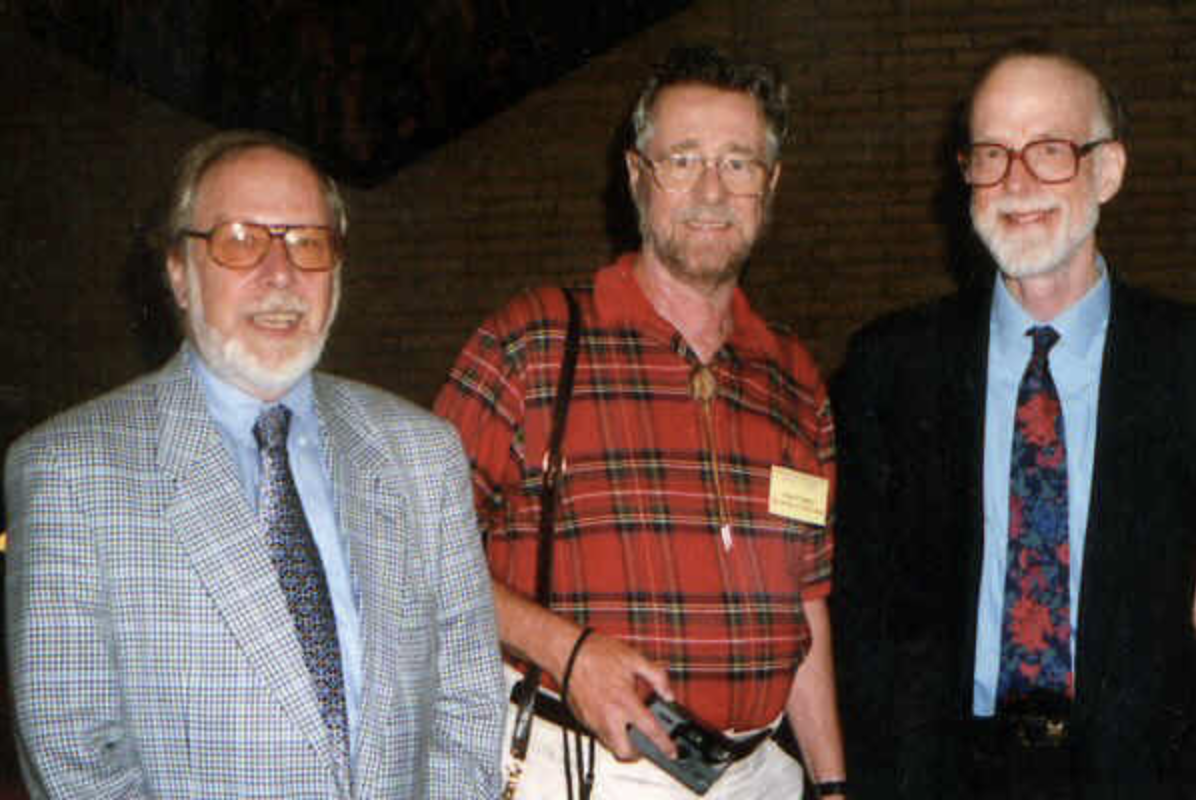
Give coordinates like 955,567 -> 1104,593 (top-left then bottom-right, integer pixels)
4,130 -> 505,798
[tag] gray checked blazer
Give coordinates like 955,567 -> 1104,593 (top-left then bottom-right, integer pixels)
4,347 -> 505,798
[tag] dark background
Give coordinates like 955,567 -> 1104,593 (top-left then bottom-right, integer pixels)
19,0 -> 695,186
2,0 -> 1195,792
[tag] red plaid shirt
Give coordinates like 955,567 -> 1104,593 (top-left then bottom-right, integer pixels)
435,255 -> 835,731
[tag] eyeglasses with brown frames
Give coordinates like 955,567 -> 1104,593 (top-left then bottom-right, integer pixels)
181,221 -> 344,272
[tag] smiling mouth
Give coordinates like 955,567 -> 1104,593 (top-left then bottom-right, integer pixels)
685,219 -> 733,230
1002,208 -> 1056,227
251,311 -> 303,330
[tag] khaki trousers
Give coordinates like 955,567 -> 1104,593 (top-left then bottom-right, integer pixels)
502,668 -> 804,800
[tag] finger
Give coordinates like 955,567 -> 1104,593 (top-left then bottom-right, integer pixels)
604,719 -> 639,760
627,701 -> 678,760
633,659 -> 674,702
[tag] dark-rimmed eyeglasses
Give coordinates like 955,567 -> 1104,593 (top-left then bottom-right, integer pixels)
959,138 -> 1114,188
635,149 -> 772,197
181,221 -> 343,272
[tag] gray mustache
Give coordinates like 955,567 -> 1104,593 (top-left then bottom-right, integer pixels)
678,207 -> 738,225
250,294 -> 309,315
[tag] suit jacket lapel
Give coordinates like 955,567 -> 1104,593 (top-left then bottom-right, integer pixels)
939,286 -> 993,714
1073,281 -> 1147,721
155,351 -> 348,787
314,377 -> 413,792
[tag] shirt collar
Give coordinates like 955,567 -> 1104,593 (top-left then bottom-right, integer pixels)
592,253 -> 783,363
990,255 -> 1110,367
186,343 -> 317,445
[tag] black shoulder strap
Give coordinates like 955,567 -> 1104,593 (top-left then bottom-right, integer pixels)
533,286 -> 581,608
511,287 -> 582,761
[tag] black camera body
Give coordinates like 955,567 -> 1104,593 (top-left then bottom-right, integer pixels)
627,696 -> 737,795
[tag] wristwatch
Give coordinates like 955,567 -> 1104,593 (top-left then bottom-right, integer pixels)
815,779 -> 848,797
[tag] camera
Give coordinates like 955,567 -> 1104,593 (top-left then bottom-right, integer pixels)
627,696 -> 737,795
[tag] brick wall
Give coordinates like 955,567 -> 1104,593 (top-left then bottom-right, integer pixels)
3,0 -> 1195,462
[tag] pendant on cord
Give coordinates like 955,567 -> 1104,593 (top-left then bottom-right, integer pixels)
690,365 -> 717,402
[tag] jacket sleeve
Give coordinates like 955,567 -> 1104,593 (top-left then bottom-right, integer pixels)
5,434 -> 150,799
831,326 -> 960,799
830,328 -> 901,799
425,430 -> 506,799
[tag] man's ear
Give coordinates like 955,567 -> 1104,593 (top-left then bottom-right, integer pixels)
625,150 -> 644,197
166,252 -> 190,311
1096,140 -> 1127,204
767,161 -> 782,195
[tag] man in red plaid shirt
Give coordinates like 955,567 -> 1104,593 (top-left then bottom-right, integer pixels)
436,44 -> 847,799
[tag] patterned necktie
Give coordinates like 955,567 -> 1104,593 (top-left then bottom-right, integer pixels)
254,405 -> 349,756
997,326 -> 1072,705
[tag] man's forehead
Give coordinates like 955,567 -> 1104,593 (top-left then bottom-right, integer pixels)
193,147 -> 328,223
649,83 -> 767,146
197,146 -> 314,192
971,56 -> 1100,136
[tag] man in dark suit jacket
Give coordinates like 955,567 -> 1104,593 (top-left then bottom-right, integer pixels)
833,45 -> 1196,798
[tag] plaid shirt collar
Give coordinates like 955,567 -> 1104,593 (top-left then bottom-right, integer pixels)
594,253 -> 785,364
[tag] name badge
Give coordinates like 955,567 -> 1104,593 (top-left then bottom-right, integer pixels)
768,466 -> 829,527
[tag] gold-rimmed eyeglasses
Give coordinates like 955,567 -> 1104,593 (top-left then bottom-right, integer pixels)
959,138 -> 1114,188
635,149 -> 772,197
181,221 -> 344,272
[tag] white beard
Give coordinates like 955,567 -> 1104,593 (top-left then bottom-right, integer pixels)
972,193 -> 1100,280
185,263 -> 338,398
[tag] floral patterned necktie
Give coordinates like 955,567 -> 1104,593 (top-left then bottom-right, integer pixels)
997,326 -> 1072,706
255,405 -> 349,756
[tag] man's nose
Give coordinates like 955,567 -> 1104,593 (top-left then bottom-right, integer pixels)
693,160 -> 729,202
256,236 -> 298,285
1003,152 -> 1038,192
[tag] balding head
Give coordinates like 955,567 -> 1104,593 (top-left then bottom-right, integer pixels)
965,47 -> 1123,146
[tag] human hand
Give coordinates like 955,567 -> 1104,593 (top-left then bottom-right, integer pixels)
560,630 -> 677,760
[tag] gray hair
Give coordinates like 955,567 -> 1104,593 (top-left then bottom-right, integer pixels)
630,44 -> 790,163
160,129 -> 348,258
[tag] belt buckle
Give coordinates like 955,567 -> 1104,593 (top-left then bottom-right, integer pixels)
1043,717 -> 1068,747
1010,712 -> 1069,749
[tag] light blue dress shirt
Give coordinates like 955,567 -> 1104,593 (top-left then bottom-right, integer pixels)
188,349 -> 364,761
973,262 -> 1110,716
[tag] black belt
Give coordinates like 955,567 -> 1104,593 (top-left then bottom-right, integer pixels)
510,681 -> 586,733
509,681 -> 774,763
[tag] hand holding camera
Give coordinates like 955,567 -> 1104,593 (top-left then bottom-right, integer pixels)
555,628 -> 676,759
627,696 -> 741,795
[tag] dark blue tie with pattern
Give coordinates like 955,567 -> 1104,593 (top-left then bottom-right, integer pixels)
254,405 -> 349,757
997,326 -> 1073,705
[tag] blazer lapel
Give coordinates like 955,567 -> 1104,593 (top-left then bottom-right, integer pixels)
155,351 -> 348,788
314,378 -> 413,792
1073,282 -> 1149,722
938,287 -> 993,714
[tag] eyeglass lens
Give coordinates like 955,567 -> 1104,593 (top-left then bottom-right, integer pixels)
966,140 -> 1080,186
209,222 -> 339,271
649,153 -> 767,195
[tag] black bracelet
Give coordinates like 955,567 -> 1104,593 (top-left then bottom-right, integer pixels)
559,626 -> 595,705
815,779 -> 848,797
